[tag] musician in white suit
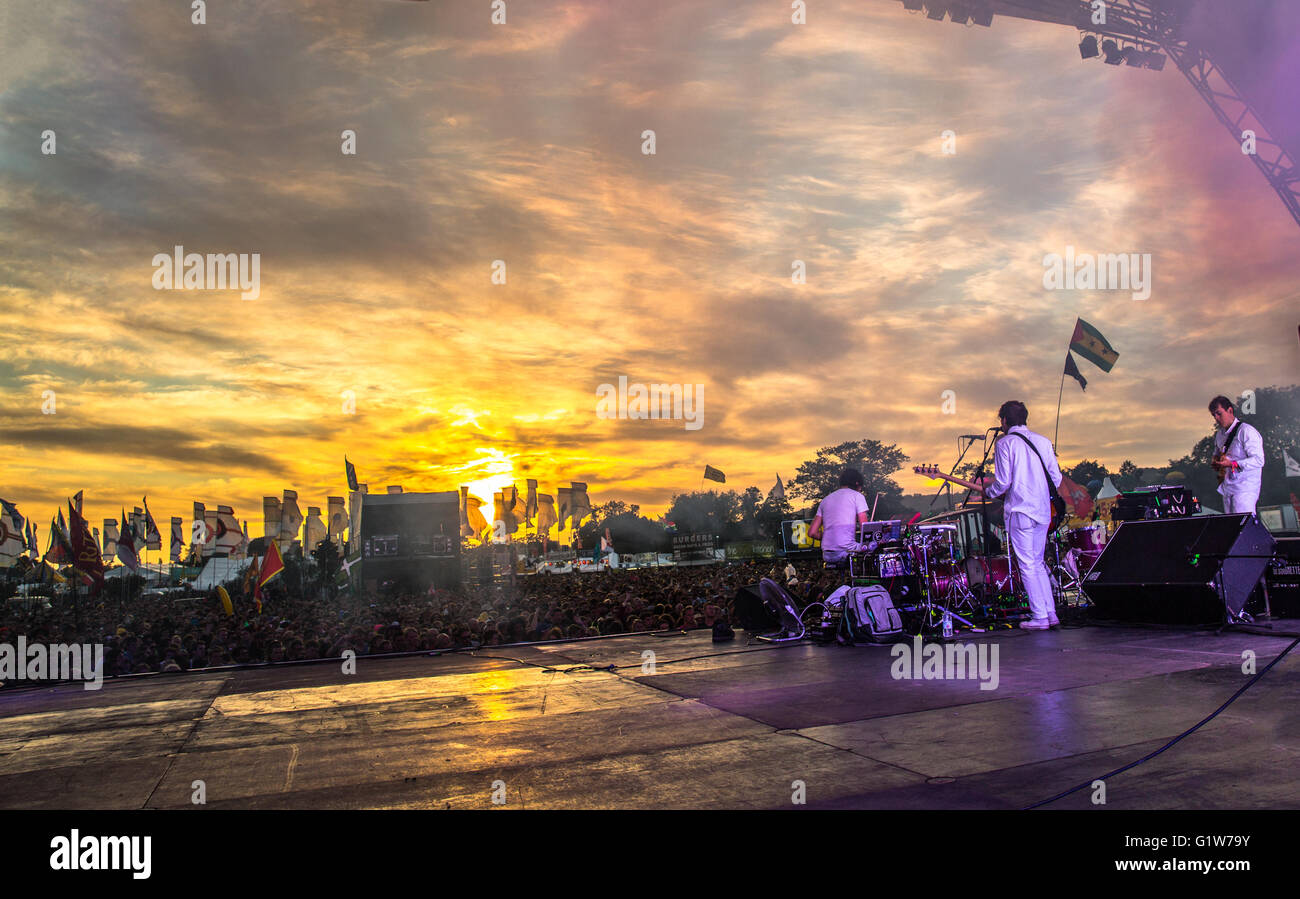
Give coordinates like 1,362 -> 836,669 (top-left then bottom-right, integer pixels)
978,401 -> 1062,630
1209,395 -> 1264,514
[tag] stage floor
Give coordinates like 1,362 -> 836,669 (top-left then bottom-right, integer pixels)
2,621 -> 1298,810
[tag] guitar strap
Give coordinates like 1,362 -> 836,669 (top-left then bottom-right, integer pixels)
1011,432 -> 1064,518
1221,422 -> 1241,455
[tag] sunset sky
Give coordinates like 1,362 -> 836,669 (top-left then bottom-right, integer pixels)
2,0 -> 1298,539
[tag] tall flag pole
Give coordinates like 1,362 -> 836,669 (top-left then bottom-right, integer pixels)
254,539 -> 285,614
1057,318 -> 1119,448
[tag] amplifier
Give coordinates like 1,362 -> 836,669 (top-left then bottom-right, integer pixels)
1253,536 -> 1300,618
1112,485 -> 1202,522
1083,514 -> 1275,623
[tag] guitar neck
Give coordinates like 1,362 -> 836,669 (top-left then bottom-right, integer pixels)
917,470 -> 985,493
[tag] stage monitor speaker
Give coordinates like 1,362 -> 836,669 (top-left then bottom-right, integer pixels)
1081,514 -> 1275,624
734,583 -> 780,632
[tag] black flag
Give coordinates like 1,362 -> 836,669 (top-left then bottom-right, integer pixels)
345,456 -> 359,492
1064,352 -> 1087,391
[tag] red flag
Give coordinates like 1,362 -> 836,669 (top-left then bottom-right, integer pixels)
253,540 -> 284,613
68,501 -> 106,592
1057,474 -> 1094,521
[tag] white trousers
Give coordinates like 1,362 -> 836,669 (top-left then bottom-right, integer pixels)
1221,490 -> 1259,515
1006,512 -> 1054,621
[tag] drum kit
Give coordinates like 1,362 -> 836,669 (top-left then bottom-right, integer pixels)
846,519 -> 1109,634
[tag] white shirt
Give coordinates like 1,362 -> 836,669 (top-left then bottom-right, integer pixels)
985,426 -> 1062,526
1214,419 -> 1264,498
815,487 -> 868,557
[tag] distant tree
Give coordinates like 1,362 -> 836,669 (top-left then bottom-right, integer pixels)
664,490 -> 741,537
1064,459 -> 1110,491
787,439 -> 909,519
311,539 -> 341,597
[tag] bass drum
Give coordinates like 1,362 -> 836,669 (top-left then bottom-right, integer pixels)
964,555 -> 1014,596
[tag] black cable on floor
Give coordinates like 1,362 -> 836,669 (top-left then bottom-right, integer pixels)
1023,634 -> 1300,810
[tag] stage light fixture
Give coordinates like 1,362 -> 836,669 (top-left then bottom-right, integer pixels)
1145,52 -> 1166,70
970,6 -> 993,26
1102,39 -> 1127,64
926,2 -> 947,21
902,0 -> 924,10
948,2 -> 970,24
1079,35 -> 1099,59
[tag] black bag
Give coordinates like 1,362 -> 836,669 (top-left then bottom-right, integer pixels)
1012,432 -> 1067,529
843,585 -> 904,643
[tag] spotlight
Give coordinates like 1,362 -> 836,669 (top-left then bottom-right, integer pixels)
902,0 -> 924,10
926,2 -> 947,21
1102,39 -> 1128,64
1145,52 -> 1166,70
1079,35 -> 1099,59
1125,49 -> 1146,66
948,2 -> 970,24
970,5 -> 993,26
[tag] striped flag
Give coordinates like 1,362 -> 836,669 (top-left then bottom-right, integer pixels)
703,465 -> 726,483
1069,318 -> 1119,372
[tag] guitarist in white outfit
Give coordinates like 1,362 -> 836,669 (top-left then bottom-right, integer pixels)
976,401 -> 1063,630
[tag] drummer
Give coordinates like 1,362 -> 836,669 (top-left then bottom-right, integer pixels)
808,468 -> 879,564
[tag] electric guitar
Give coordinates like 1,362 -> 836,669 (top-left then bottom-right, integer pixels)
1211,452 -> 1236,485
915,465 -> 1065,531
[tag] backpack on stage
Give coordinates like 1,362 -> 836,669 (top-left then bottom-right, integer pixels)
843,585 -> 904,643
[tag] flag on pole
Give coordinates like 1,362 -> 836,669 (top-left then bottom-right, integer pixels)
570,482 -> 591,530
526,479 -> 538,524
1064,352 -> 1088,391
142,498 -> 162,550
170,517 -> 184,562
557,487 -> 572,531
536,494 -> 557,533
280,490 -> 304,551
254,540 -> 285,613
459,486 -> 474,538
703,465 -> 726,483
27,520 -> 39,557
1069,318 -> 1119,372
345,457 -> 359,492
771,474 -> 785,503
68,501 -> 105,591
116,511 -> 139,571
465,494 -> 489,540
72,490 -> 83,515
103,518 -> 119,558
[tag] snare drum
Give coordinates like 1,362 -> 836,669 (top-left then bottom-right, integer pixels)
877,551 -> 913,578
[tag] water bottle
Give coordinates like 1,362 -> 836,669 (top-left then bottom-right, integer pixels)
942,611 -> 954,639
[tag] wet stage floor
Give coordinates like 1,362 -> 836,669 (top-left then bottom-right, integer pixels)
1,621 -> 1298,809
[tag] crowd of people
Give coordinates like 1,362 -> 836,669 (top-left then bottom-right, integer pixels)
0,559 -> 831,684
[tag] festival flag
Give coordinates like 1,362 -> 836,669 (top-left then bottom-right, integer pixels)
570,482 -> 591,529
254,540 -> 285,612
511,485 -> 528,529
703,465 -> 726,483
215,505 -> 243,554
345,456 -> 359,492
26,520 -> 39,557
459,486 -> 473,537
30,522 -> 40,560
304,506 -> 326,552
556,487 -> 572,531
1069,318 -> 1119,372
1057,474 -> 1094,522
102,518 -> 119,558
116,511 -> 139,571
242,555 -> 260,597
493,491 -> 510,535
526,479 -> 538,524
0,512 -> 24,565
465,494 -> 489,540
170,517 -> 184,562
1064,352 -> 1088,391
193,502 -> 215,557
280,490 -> 304,551
142,498 -> 162,550
536,494 -> 557,533
771,474 -> 785,503
1284,448 -> 1300,478
47,512 -> 74,565
130,507 -> 146,545
68,501 -> 105,591
204,508 -> 219,558
1,498 -> 25,534
327,497 -> 347,546
72,490 -> 83,515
